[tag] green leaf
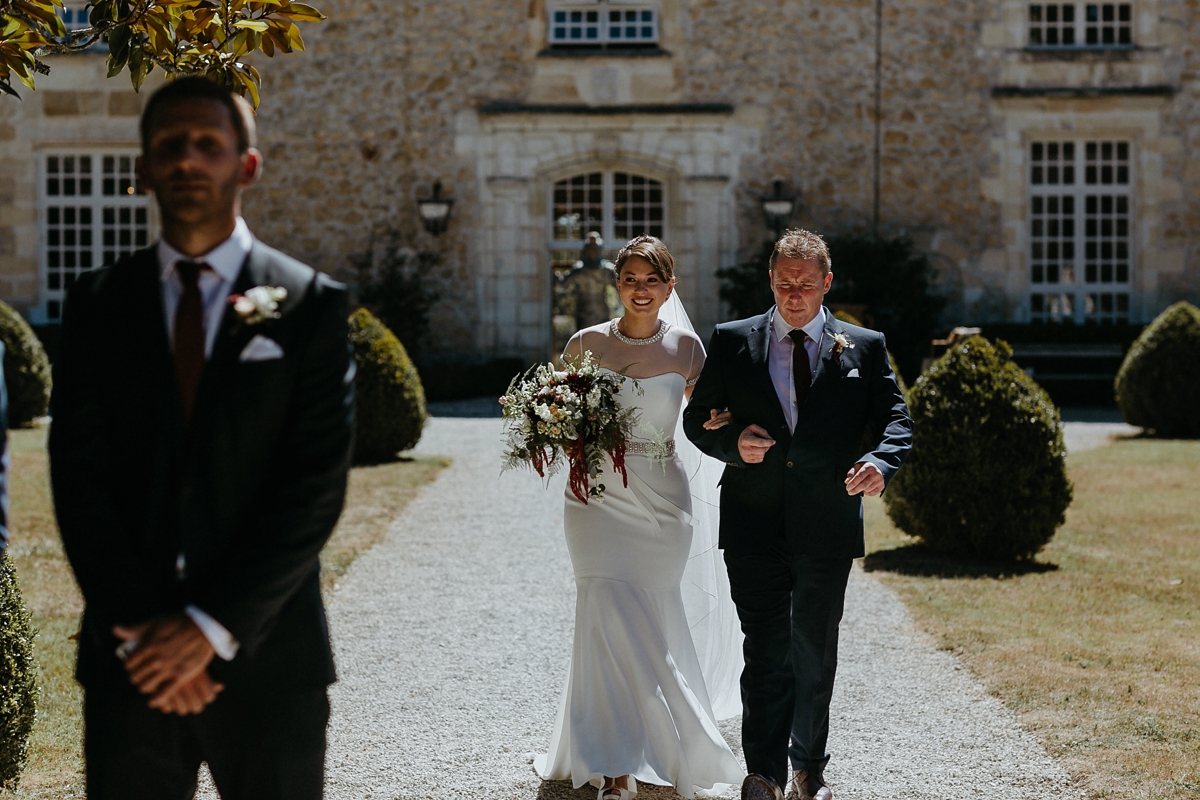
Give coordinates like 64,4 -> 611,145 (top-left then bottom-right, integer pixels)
274,2 -> 324,21
232,19 -> 268,31
105,24 -> 130,77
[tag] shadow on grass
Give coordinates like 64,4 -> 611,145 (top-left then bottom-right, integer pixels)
863,543 -> 1059,579
351,454 -> 418,467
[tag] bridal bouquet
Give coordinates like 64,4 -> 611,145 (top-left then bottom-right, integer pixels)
500,351 -> 637,504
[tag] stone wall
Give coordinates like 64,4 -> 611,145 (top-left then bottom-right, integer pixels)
4,0 -> 1199,355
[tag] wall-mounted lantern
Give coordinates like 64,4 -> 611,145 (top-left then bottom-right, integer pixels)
760,179 -> 797,240
417,181 -> 454,236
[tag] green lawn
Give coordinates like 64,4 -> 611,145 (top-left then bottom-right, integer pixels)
863,438 -> 1200,800
1,427 -> 446,798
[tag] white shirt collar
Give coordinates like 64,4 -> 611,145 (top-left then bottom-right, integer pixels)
157,217 -> 253,284
771,305 -> 826,344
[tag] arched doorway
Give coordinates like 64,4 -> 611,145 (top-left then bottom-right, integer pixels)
549,170 -> 666,356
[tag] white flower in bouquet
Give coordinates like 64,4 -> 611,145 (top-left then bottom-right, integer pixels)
499,351 -> 639,504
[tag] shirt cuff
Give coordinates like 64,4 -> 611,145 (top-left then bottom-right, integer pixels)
184,605 -> 240,661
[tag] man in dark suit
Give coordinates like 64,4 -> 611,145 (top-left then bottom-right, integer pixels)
49,78 -> 354,800
684,229 -> 911,800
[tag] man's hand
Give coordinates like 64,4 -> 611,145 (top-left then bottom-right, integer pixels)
845,461 -> 885,496
158,671 -> 225,716
114,613 -> 217,711
703,409 -> 734,430
737,424 -> 776,464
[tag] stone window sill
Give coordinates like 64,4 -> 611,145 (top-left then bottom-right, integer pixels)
1020,45 -> 1141,60
538,45 -> 671,58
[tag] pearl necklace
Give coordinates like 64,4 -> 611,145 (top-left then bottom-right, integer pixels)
611,318 -> 668,346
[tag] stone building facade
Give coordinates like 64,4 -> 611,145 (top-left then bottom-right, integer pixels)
4,0 -> 1198,366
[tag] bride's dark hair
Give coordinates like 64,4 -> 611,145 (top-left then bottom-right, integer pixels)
614,235 -> 676,282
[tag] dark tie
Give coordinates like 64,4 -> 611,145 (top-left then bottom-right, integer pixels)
788,329 -> 812,412
174,260 -> 208,424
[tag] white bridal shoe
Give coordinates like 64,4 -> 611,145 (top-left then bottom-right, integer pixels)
599,776 -> 637,800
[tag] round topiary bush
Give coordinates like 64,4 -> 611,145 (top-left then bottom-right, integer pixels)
883,336 -> 1073,561
1114,301 -> 1200,438
0,302 -> 51,428
0,553 -> 37,791
348,308 -> 427,463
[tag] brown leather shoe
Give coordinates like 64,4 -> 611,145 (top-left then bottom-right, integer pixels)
742,773 -> 784,800
789,769 -> 832,800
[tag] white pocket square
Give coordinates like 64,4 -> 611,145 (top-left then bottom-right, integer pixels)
239,334 -> 284,362
846,368 -> 860,378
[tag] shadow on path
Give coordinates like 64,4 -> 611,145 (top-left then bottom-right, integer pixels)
863,544 -> 1058,579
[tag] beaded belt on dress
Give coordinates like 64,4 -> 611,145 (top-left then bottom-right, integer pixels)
625,439 -> 676,456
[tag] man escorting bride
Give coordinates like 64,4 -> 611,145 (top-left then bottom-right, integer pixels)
536,230 -> 911,800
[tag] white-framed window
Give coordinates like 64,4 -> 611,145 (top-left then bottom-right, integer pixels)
39,150 -> 154,322
549,170 -> 665,268
1028,3 -> 1133,47
548,1 -> 659,47
1028,139 -> 1133,324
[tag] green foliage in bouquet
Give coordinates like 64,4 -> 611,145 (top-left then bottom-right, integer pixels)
1114,301 -> 1200,438
884,336 -> 1072,561
348,308 -> 426,464
0,552 -> 37,790
0,301 -> 51,427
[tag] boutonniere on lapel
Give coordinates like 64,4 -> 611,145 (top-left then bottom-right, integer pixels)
228,286 -> 287,325
830,332 -> 855,361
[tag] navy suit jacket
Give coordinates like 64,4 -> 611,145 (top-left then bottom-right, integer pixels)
49,241 -> 354,691
683,308 -> 912,559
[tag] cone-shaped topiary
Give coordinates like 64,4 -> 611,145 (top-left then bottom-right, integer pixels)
0,302 -> 51,428
1114,301 -> 1200,438
884,336 -> 1072,561
348,308 -> 427,463
0,552 -> 37,790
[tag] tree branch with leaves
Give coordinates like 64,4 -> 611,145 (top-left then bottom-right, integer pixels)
0,0 -> 325,104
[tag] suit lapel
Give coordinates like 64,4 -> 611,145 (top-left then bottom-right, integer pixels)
189,241 -> 265,430
126,248 -> 187,553
747,310 -> 789,430
810,308 -> 842,389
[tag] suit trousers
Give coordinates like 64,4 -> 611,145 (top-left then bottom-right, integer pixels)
83,683 -> 329,800
724,552 -> 853,788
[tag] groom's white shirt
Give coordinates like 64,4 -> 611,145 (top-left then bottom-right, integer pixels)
154,218 -> 254,662
768,305 -> 825,433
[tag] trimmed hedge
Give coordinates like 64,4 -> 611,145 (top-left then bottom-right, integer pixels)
0,553 -> 37,790
348,308 -> 427,463
884,336 -> 1073,561
0,302 -> 51,427
1114,301 -> 1200,438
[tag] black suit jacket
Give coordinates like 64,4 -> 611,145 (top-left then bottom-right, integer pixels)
49,240 -> 354,692
683,309 -> 911,559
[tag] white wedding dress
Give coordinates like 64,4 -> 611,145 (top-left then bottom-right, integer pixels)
535,317 -> 745,797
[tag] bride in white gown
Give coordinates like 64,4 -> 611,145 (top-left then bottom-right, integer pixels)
535,236 -> 745,800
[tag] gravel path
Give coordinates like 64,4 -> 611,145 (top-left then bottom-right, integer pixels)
194,407 -> 1128,798
307,415 -> 1086,800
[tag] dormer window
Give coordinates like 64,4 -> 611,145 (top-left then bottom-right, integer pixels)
1029,3 -> 1133,48
548,1 -> 659,49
